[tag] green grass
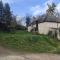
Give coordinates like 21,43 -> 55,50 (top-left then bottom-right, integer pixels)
0,30 -> 60,53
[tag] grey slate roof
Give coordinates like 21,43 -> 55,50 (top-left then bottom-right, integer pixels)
29,15 -> 60,26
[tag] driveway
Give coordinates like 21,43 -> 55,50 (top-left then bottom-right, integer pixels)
0,46 -> 60,60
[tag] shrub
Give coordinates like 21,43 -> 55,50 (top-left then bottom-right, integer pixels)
48,31 -> 52,37
16,24 -> 26,30
48,30 -> 57,38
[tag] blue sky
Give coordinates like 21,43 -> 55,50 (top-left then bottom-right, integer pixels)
2,0 -> 60,16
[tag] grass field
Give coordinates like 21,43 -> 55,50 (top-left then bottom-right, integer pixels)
0,30 -> 60,53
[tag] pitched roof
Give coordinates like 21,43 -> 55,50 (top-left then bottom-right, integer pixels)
29,15 -> 60,26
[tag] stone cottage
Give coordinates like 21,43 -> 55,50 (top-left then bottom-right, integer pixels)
28,15 -> 60,39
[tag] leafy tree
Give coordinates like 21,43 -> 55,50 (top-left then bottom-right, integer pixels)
3,3 -> 12,31
4,3 -> 12,26
0,1 -> 4,30
0,0 -> 3,18
0,1 -> 17,32
10,15 -> 17,31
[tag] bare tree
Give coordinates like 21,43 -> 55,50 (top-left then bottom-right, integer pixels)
46,3 -> 56,16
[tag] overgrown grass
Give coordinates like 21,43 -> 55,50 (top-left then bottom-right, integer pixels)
0,30 -> 60,53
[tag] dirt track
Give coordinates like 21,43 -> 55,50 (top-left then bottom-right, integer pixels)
0,46 -> 60,60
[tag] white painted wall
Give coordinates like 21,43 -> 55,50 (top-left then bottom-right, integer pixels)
28,22 -> 60,34
28,26 -> 32,32
38,22 -> 58,34
28,24 -> 36,32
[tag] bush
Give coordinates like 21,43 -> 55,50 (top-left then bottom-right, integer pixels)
48,30 -> 57,38
16,24 -> 26,30
48,31 -> 52,36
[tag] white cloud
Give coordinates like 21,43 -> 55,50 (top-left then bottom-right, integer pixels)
30,0 -> 60,16
2,0 -> 12,3
56,3 -> 60,13
45,0 -> 53,5
30,0 -> 54,16
2,0 -> 15,4
30,5 -> 41,16
45,0 -> 60,13
30,5 -> 45,16
2,0 -> 23,4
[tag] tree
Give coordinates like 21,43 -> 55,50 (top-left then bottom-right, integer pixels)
0,1 -> 17,32
0,0 -> 3,18
46,3 -> 56,16
10,15 -> 17,31
26,15 -> 31,28
3,3 -> 12,31
0,1 -> 5,30
4,3 -> 12,24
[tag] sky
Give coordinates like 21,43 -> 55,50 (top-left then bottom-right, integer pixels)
2,0 -> 60,17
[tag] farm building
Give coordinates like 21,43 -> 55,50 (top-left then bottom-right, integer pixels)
28,15 -> 60,39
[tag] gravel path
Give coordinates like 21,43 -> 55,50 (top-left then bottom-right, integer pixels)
0,46 -> 60,60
